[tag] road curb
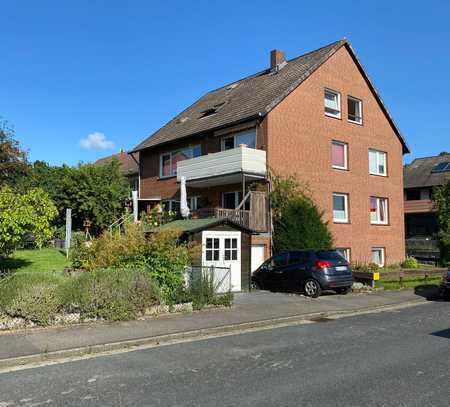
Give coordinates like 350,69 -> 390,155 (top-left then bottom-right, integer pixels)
0,298 -> 428,372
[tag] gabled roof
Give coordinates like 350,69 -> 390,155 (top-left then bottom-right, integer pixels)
404,153 -> 450,189
95,151 -> 139,176
151,217 -> 252,234
131,39 -> 408,154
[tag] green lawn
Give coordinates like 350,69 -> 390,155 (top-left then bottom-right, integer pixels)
0,248 -> 70,274
377,277 -> 442,290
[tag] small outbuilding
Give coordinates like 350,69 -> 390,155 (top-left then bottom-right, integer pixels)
157,218 -> 253,292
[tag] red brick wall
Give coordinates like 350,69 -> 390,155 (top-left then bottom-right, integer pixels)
266,46 -> 405,264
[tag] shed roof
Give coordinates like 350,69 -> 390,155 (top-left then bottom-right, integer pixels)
153,218 -> 252,234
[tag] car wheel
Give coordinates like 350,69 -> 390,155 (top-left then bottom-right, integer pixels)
304,279 -> 322,298
251,280 -> 263,290
336,287 -> 351,295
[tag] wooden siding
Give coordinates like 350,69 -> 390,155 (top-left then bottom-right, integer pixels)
404,199 -> 436,214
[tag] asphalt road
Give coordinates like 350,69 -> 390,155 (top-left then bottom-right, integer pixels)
0,301 -> 449,407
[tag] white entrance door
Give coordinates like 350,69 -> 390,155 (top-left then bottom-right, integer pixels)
251,244 -> 266,274
202,231 -> 241,292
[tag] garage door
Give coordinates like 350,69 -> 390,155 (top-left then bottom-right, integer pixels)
251,244 -> 266,274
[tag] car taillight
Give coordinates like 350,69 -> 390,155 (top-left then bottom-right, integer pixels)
315,260 -> 332,269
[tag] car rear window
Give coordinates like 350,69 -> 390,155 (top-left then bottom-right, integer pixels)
316,250 -> 345,261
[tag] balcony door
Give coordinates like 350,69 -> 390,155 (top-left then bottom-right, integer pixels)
202,231 -> 241,292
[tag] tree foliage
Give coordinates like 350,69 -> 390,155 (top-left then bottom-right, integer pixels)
0,187 -> 58,257
0,120 -> 29,186
17,159 -> 130,234
270,174 -> 333,251
433,178 -> 450,264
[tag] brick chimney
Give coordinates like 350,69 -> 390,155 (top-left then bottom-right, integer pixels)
270,49 -> 285,71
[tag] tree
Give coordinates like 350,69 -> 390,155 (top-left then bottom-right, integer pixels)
16,159 -> 130,234
0,187 -> 58,257
433,178 -> 450,265
270,174 -> 333,251
0,120 -> 29,186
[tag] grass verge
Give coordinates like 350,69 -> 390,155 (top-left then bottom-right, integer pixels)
0,248 -> 70,274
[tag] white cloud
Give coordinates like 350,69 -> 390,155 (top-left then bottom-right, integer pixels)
80,132 -> 115,150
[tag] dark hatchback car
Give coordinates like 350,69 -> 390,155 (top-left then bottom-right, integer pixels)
439,269 -> 450,299
251,250 -> 353,298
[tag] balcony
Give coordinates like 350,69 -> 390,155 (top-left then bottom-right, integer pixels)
193,191 -> 269,233
176,146 -> 266,187
404,199 -> 436,214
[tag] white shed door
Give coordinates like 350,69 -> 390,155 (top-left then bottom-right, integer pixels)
251,244 -> 266,274
202,231 -> 241,292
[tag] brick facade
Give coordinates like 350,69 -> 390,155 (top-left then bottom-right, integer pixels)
138,45 -> 406,265
266,46 -> 405,264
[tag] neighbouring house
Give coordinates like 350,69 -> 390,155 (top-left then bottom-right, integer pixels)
95,149 -> 139,194
130,39 -> 409,290
403,153 -> 450,262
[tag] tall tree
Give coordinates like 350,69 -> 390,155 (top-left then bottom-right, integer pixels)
434,178 -> 450,265
0,120 -> 29,185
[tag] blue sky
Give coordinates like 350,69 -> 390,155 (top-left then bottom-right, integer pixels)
2,0 -> 449,165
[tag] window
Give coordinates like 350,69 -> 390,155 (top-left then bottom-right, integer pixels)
222,129 -> 256,151
222,191 -> 250,210
288,251 -> 310,265
348,96 -> 362,124
159,145 -> 201,178
333,193 -> 349,223
162,200 -> 180,213
224,238 -> 238,261
271,253 -> 288,268
370,197 -> 388,225
336,248 -> 351,262
369,149 -> 387,176
324,89 -> 341,118
332,141 -> 348,170
206,238 -> 220,261
431,161 -> 450,173
371,248 -> 385,267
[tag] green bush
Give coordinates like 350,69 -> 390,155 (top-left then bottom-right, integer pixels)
70,224 -> 196,303
174,273 -> 234,310
401,256 -> 419,269
351,262 -> 380,273
0,272 -> 66,325
270,174 -> 332,252
63,268 -> 160,321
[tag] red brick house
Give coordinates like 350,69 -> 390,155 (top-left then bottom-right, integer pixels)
130,39 -> 408,286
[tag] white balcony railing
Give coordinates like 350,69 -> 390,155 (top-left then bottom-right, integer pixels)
176,146 -> 266,182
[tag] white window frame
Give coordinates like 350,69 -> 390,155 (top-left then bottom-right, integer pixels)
222,191 -> 240,209
331,140 -> 348,170
336,248 -> 351,262
347,96 -> 363,124
371,247 -> 385,267
324,88 -> 341,119
370,196 -> 389,225
221,129 -> 257,151
159,145 -> 201,178
333,193 -> 349,223
369,149 -> 387,176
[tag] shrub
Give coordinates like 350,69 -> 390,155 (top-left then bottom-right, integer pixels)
70,224 -> 196,303
270,174 -> 332,252
0,272 -> 65,325
63,268 -> 160,321
351,262 -> 380,273
401,256 -> 419,269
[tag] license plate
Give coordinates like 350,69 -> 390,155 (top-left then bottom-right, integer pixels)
335,266 -> 348,271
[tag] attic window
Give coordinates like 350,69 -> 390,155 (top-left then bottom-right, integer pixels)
199,102 -> 226,119
431,161 -> 450,173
